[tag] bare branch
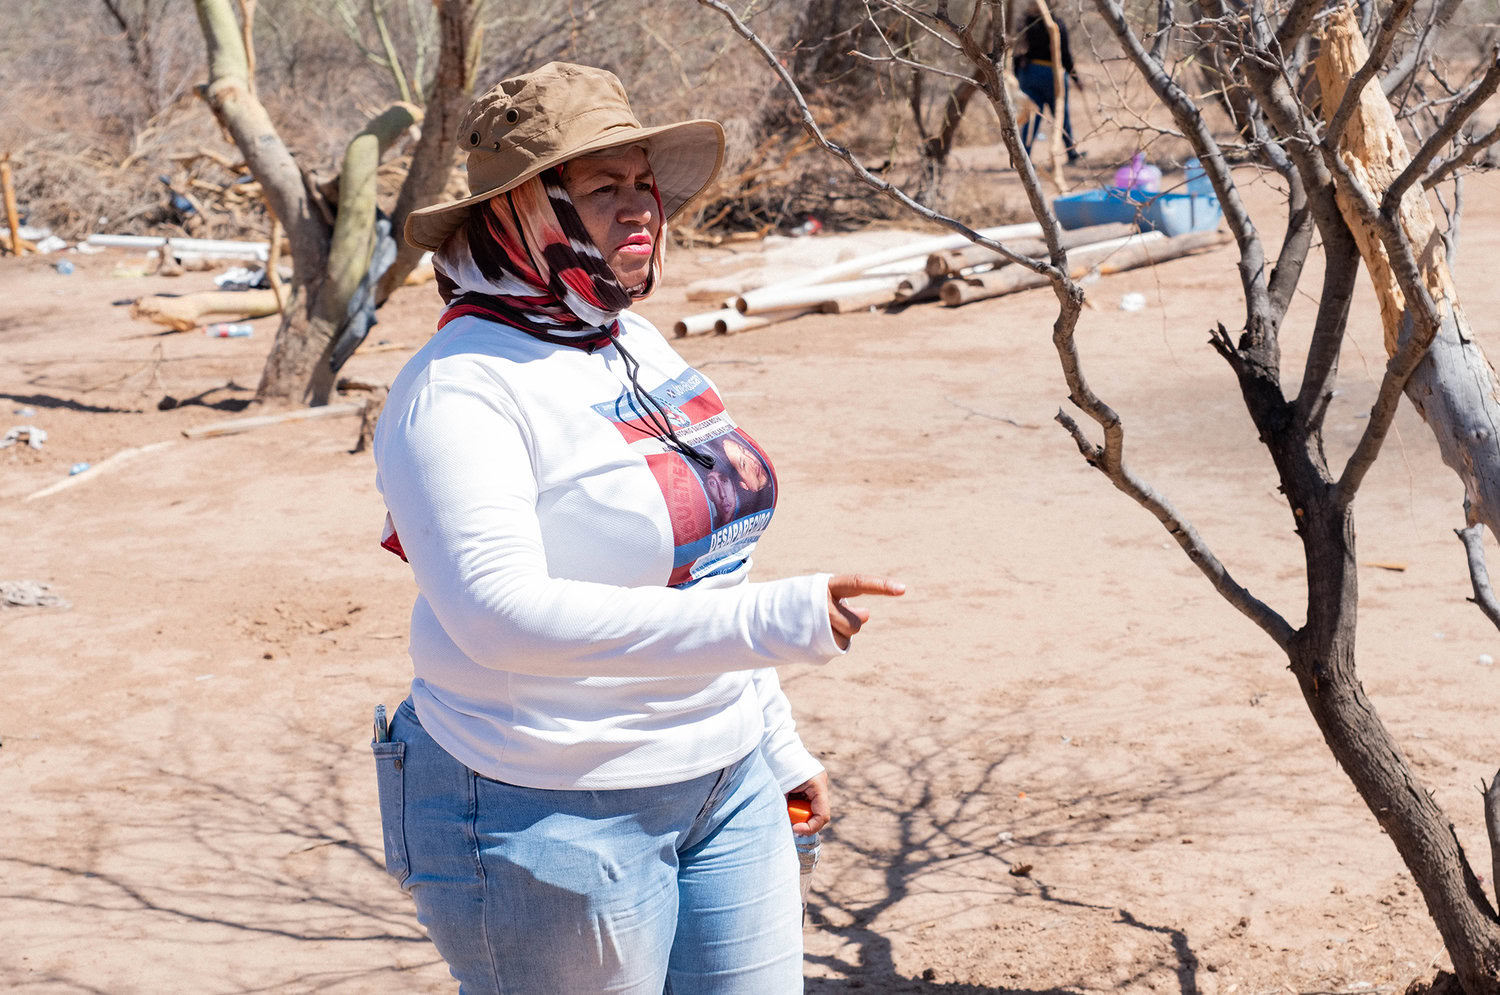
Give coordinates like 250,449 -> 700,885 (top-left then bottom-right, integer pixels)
849,49 -> 980,86
1292,224 -> 1360,429
1094,0 -> 1272,334
1456,524 -> 1500,632
1275,0 -> 1331,50
1149,0 -> 1174,62
1056,408 -> 1295,651
1382,0 -> 1464,98
1334,307 -> 1437,502
1388,49 -> 1500,205
1422,120 -> 1500,189
692,0 -> 1052,274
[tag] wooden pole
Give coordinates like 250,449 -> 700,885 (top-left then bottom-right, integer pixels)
940,229 -> 1222,306
1,153 -> 25,257
925,221 -> 1137,276
732,222 -> 1042,312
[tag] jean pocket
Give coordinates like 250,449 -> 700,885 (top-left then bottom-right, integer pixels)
372,740 -> 411,886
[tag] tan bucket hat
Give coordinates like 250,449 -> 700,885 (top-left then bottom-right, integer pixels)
405,62 -> 725,251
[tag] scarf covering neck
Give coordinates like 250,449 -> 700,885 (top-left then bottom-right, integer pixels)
431,167 -> 664,350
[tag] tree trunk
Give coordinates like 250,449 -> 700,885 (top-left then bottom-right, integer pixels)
378,0 -> 483,304
1291,497 -> 1500,993
257,103 -> 419,406
1316,8 -> 1500,538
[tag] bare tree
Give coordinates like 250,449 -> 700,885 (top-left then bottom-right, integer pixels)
193,0 -> 481,406
696,0 -> 1500,989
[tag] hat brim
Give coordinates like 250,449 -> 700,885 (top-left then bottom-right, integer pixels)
404,119 -> 725,252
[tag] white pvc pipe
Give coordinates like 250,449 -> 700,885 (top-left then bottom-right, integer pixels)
714,307 -> 816,335
673,309 -> 735,337
734,221 -> 1042,314
85,233 -> 271,261
738,274 -> 914,315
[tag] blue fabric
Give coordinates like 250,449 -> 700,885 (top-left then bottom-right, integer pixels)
373,697 -> 804,993
1018,62 -> 1077,157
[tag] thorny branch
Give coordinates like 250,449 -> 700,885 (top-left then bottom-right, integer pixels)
699,0 -> 1295,653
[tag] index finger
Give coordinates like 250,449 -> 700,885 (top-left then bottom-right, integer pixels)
828,574 -> 906,599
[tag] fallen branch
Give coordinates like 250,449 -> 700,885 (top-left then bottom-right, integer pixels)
24,441 -> 177,502
182,401 -> 364,439
131,289 -> 282,331
926,222 -> 1138,276
939,230 -> 1232,306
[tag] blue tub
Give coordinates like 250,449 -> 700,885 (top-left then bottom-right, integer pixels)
1053,186 -> 1221,237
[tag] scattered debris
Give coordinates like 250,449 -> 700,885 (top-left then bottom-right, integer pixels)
54,259 -> 74,275
205,323 -> 253,338
671,221 -> 1229,337
1,425 -> 46,449
1008,862 -> 1034,877
1,580 -> 69,609
1365,561 -> 1408,571
34,234 -> 67,254
1479,654 -> 1494,667
1119,291 -> 1146,311
68,462 -> 91,475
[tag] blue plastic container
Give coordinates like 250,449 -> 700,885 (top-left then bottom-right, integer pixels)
1053,184 -> 1221,237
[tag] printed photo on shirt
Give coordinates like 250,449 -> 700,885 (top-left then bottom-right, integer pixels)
591,369 -> 778,587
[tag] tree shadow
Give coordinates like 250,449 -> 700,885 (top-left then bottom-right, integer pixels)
157,381 -> 253,412
0,391 -> 139,414
795,721 -> 1219,994
0,715 -> 444,991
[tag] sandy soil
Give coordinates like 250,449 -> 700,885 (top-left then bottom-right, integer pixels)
3,168 -> 1499,995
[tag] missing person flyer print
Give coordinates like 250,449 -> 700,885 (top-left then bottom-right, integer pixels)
591,369 -> 777,587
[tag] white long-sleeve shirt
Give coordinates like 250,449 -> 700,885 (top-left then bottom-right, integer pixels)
373,310 -> 837,790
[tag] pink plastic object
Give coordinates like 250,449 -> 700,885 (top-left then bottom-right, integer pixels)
1113,153 -> 1162,193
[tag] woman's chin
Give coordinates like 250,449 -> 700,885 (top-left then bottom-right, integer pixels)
612,263 -> 653,291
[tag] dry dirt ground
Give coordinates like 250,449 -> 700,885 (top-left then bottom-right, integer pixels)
3,167 -> 1499,995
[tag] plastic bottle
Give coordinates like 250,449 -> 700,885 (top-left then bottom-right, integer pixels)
54,259 -> 75,275
788,797 -> 820,917
205,322 -> 253,338
1184,157 -> 1213,198
1113,152 -> 1162,193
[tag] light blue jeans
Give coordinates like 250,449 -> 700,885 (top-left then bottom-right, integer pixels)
373,697 -> 804,993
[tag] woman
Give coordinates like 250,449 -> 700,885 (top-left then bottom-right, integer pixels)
1014,1 -> 1085,163
370,62 -> 904,993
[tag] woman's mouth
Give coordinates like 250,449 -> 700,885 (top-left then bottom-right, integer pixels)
618,234 -> 653,256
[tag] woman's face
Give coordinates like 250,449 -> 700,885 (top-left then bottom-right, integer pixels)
721,437 -> 769,492
561,146 -> 658,288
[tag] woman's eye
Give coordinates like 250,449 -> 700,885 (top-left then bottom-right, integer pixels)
636,181 -> 653,191
592,185 -> 613,195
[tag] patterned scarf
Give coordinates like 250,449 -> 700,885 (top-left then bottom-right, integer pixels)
432,167 -> 664,350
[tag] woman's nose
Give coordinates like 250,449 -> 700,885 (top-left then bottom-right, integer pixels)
618,188 -> 654,225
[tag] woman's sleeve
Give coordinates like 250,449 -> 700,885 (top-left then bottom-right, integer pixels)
753,668 -> 825,793
376,375 -> 843,677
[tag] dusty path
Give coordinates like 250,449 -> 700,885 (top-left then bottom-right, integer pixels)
3,171 -> 1498,993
